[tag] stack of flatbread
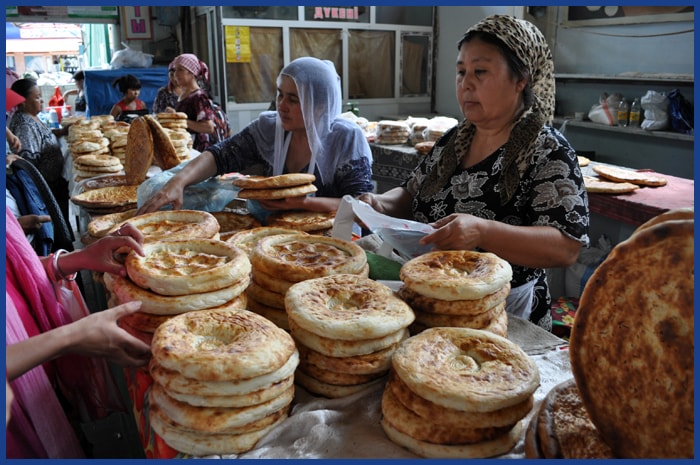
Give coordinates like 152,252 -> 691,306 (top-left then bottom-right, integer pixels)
286,274 -> 414,398
406,117 -> 430,145
82,208 -> 137,245
423,116 -> 458,142
234,173 -> 318,200
398,250 -> 512,337
156,111 -> 188,131
72,154 -> 123,180
375,120 -> 410,145
106,235 -> 250,346
584,163 -> 668,194
381,327 -> 540,458
163,126 -> 193,162
102,122 -> 131,165
266,210 -> 336,235
147,308 -> 298,456
567,207 -> 693,458
211,210 -> 262,242
525,378 -> 614,459
67,119 -> 113,180
244,233 -> 367,330
70,184 -> 139,215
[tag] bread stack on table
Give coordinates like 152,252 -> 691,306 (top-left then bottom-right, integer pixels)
398,250 -> 512,337
526,207 -> 694,458
381,327 -> 540,458
246,234 -> 368,331
148,308 -> 299,456
286,274 -> 414,398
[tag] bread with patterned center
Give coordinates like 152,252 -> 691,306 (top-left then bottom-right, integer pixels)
151,308 -> 297,382
110,209 -> 219,242
400,250 -> 512,301
251,234 -> 367,282
125,239 -> 251,296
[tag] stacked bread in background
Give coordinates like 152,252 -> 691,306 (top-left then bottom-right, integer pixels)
67,118 -> 120,181
375,120 -> 410,145
148,308 -> 299,456
398,251 -> 512,337
103,122 -> 131,165
381,327 -> 540,458
286,274 -> 414,398
211,210 -> 262,241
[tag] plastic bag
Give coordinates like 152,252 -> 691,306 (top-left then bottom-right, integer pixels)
48,86 -> 64,107
110,43 -> 154,69
587,92 -> 621,126
332,195 -> 435,261
640,90 -> 669,131
137,159 -> 239,211
667,88 -> 693,135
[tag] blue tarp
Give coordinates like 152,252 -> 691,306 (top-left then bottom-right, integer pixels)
83,67 -> 168,117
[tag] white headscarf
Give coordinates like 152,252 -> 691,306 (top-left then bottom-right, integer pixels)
272,57 -> 343,184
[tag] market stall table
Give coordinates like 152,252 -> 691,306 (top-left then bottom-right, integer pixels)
124,314 -> 572,459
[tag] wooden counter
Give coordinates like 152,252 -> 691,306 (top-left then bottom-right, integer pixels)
369,142 -> 694,226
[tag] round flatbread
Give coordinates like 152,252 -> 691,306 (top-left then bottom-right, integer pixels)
110,209 -> 219,242
569,220 -> 694,459
211,211 -> 262,234
251,234 -> 367,282
162,375 -> 294,409
149,350 -> 299,397
294,369 -> 386,399
633,206 -> 693,235
285,274 -> 415,340
380,417 -> 523,459
592,164 -> 667,187
125,239 -> 251,296
266,210 -> 335,232
236,183 -> 317,200
104,272 -> 249,316
151,308 -> 297,382
392,327 -> 539,413
400,251 -> 513,301
87,209 -> 138,238
583,176 -> 639,194
398,283 -> 510,316
296,340 -> 396,376
232,173 -> 316,189
157,111 -> 188,120
71,185 -> 138,208
226,227 -> 307,256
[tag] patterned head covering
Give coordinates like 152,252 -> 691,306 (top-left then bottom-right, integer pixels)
419,14 -> 554,205
172,53 -> 210,85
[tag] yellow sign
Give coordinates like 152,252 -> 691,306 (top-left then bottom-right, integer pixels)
225,26 -> 251,63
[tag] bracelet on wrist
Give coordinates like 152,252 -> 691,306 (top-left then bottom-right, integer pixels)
53,249 -> 77,281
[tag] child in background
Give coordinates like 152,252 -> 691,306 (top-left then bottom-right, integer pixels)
109,74 -> 147,121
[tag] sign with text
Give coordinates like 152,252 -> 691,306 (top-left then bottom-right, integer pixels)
121,6 -> 153,40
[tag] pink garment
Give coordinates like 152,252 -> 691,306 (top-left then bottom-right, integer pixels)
5,207 -> 85,458
114,97 -> 147,112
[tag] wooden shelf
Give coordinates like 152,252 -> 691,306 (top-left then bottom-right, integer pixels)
555,73 -> 694,85
553,116 -> 694,143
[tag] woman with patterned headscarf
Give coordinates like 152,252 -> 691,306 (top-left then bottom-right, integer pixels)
360,15 -> 589,329
165,53 -> 217,152
139,56 -> 373,218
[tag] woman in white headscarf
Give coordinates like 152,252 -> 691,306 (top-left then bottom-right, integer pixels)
139,57 -> 373,216
360,15 -> 589,329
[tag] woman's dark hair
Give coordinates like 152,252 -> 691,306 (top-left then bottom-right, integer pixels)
10,78 -> 38,100
112,74 -> 142,94
73,70 -> 84,81
458,30 -> 533,108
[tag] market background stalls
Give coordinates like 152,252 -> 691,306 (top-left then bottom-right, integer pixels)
83,67 -> 168,117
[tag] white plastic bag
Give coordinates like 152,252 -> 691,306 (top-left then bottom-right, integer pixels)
587,93 -> 622,126
110,43 -> 154,69
332,195 -> 435,261
640,90 -> 670,131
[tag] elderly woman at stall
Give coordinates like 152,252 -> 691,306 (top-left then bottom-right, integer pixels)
162,53 -> 217,152
138,56 -> 374,216
359,15 -> 590,329
151,62 -> 181,114
9,78 -> 71,220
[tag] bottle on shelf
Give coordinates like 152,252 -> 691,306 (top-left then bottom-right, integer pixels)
48,108 -> 60,129
629,97 -> 642,128
616,99 -> 629,127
